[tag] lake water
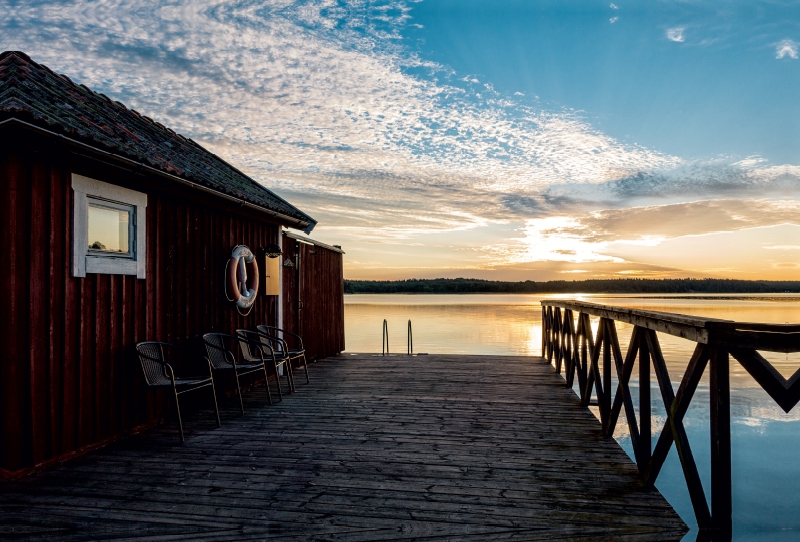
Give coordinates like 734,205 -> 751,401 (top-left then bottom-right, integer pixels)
345,293 -> 800,540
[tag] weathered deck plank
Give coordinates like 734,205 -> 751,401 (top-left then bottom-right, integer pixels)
0,354 -> 687,540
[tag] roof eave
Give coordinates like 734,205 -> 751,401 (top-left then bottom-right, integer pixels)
0,116 -> 315,231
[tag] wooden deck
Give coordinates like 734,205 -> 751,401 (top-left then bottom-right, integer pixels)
0,354 -> 687,540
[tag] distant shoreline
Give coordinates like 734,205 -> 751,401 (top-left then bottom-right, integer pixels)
345,293 -> 800,302
344,278 -> 800,295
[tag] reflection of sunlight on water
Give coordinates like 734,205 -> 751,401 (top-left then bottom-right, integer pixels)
526,324 -> 541,356
345,300 -> 547,355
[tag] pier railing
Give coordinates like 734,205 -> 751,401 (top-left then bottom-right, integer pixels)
541,300 -> 800,538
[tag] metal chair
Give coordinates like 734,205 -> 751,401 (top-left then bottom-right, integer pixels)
202,333 -> 271,413
256,325 -> 310,384
135,341 -> 221,442
235,329 -> 294,401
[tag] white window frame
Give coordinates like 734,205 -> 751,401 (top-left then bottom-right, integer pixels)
72,174 -> 147,278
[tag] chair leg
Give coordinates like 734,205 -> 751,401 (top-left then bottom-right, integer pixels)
173,386 -> 185,443
210,377 -> 221,428
274,362 -> 283,402
234,369 -> 245,414
158,392 -> 169,426
286,359 -> 296,393
302,353 -> 310,384
262,365 -> 273,405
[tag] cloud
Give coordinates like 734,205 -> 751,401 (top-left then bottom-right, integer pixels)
2,0 -> 798,265
0,0 -> 684,239
496,199 -> 800,267
666,27 -> 685,42
610,3 -> 618,9
597,160 -> 800,201
555,199 -> 800,243
508,217 -> 624,264
775,39 -> 798,59
610,17 -> 619,24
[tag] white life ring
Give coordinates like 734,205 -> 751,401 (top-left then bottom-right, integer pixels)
225,246 -> 259,314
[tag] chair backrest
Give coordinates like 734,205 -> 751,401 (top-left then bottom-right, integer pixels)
258,325 -> 304,351
135,342 -> 172,386
203,333 -> 235,369
235,329 -> 269,360
256,325 -> 285,353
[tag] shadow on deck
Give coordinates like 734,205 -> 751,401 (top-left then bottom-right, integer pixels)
0,354 -> 687,541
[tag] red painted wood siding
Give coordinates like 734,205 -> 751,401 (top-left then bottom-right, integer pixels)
0,146 -> 304,472
282,239 -> 345,361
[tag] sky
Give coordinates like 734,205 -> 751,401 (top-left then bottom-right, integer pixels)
2,0 -> 799,281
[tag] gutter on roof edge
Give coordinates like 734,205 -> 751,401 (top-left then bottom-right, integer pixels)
283,231 -> 344,254
0,117 -> 316,233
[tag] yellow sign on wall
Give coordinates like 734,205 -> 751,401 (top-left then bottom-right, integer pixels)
264,256 -> 280,295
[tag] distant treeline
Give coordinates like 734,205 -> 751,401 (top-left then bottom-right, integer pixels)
344,278 -> 800,294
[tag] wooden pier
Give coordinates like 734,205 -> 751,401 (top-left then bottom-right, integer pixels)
0,354 -> 687,540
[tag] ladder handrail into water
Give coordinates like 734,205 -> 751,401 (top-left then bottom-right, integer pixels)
408,320 -> 413,355
382,319 -> 389,356
540,299 -> 800,539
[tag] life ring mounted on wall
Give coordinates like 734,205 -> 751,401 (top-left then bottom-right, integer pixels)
225,245 -> 260,316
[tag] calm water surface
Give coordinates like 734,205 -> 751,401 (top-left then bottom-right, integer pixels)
345,293 -> 800,540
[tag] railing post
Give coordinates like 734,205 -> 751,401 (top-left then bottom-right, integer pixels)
541,305 -> 546,358
554,307 -> 562,369
407,319 -> 413,355
580,312 -> 594,406
710,346 -> 732,537
602,319 -> 612,423
548,306 -> 553,360
639,330 -> 651,473
382,319 -> 389,356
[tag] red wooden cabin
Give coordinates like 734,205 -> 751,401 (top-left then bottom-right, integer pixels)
0,51 -> 345,476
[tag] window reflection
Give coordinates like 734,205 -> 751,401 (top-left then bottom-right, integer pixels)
88,202 -> 131,255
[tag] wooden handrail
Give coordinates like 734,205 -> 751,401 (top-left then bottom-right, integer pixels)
546,299 -> 800,334
540,300 -> 800,539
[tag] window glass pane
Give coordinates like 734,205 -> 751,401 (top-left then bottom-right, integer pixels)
88,203 -> 131,254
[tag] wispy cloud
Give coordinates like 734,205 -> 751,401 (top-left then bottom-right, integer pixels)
775,39 -> 798,59
764,245 -> 800,250
561,199 -> 800,243
610,3 -> 618,9
610,17 -> 619,24
666,27 -> 686,42
0,0 -> 683,238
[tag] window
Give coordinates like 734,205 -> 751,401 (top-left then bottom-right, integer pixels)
72,174 -> 147,278
88,200 -> 134,256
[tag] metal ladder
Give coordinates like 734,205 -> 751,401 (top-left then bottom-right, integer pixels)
382,319 -> 414,356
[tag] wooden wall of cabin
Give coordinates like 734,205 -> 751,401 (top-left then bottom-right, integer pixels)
0,144 -> 283,473
282,239 -> 345,362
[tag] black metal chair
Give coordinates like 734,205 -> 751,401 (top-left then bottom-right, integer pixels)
235,329 -> 294,401
256,325 -> 310,384
135,341 -> 221,442
203,333 -> 271,413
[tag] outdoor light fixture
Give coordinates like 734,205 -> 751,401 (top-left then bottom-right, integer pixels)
263,243 -> 282,259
